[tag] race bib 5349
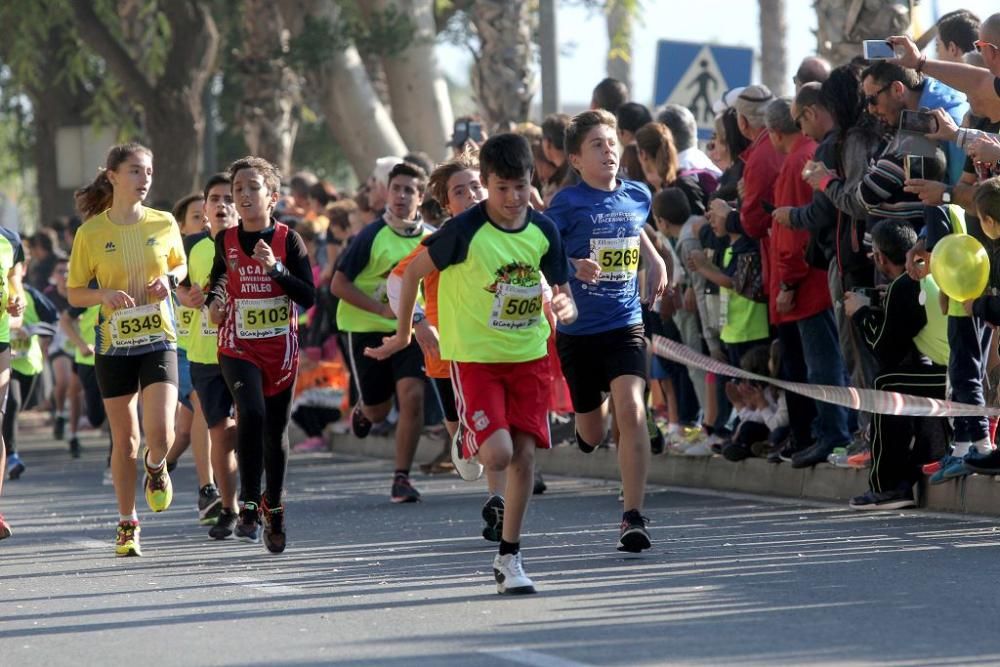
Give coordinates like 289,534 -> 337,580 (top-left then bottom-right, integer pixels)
109,303 -> 167,348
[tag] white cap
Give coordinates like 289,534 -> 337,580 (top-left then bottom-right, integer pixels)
712,87 -> 747,115
370,156 -> 403,188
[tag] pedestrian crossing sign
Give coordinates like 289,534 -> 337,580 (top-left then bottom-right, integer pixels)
654,40 -> 754,140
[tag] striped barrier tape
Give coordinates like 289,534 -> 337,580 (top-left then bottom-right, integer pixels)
651,334 -> 1000,418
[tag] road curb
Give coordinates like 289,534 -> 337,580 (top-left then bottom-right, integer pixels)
328,432 -> 1000,517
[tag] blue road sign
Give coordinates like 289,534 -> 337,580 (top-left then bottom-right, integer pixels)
654,40 -> 754,139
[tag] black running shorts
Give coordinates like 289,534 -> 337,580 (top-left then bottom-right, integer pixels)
94,349 -> 178,399
556,323 -> 647,414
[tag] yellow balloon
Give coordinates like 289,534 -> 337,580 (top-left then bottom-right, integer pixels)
930,233 -> 990,302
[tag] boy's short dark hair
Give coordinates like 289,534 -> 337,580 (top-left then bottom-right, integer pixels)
591,77 -> 629,115
870,218 -> 917,266
478,133 -> 534,184
203,172 -> 231,199
651,187 -> 691,226
860,61 -> 922,91
388,162 -> 428,194
740,345 -> 772,377
171,194 -> 204,223
229,156 -> 282,193
794,82 -> 826,111
565,109 -> 617,156
938,10 -> 980,54
974,176 -> 1000,222
616,102 -> 653,135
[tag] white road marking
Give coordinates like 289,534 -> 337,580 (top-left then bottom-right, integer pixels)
478,648 -> 592,667
220,576 -> 302,594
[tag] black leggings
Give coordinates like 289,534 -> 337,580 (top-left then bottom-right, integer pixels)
220,355 -> 293,508
75,364 -> 107,430
3,370 -> 34,455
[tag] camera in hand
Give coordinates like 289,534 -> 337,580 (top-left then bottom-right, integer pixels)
450,119 -> 484,148
900,109 -> 938,135
852,287 -> 883,310
904,155 -> 925,181
862,40 -> 896,60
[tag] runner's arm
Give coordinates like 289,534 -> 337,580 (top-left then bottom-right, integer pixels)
274,230 -> 315,309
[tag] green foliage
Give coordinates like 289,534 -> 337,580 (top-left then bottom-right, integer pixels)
286,2 -> 416,70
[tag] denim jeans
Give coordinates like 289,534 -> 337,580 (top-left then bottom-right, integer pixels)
796,308 -> 852,449
948,315 -> 993,443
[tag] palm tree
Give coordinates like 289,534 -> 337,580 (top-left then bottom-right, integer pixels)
470,0 -> 535,130
759,0 -> 788,96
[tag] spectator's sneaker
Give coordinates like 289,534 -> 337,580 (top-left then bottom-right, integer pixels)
791,442 -> 836,469
533,470 -> 547,495
351,404 -> 372,439
451,427 -> 484,481
929,455 -> 969,485
493,552 -> 536,595
722,441 -> 752,462
115,520 -> 141,557
261,498 -> 286,554
922,459 -> 943,476
54,414 -> 66,441
750,440 -> 772,458
963,449 -> 1000,474
292,436 -> 326,453
849,488 -> 916,511
235,502 -> 261,543
777,441 -> 803,463
847,449 -> 872,468
143,456 -> 173,513
68,436 -> 81,459
6,453 -> 25,480
209,508 -> 238,540
482,494 -> 504,542
0,513 -> 11,540
827,447 -> 849,467
681,440 -> 713,457
390,474 -> 421,503
101,467 -> 114,486
617,510 -> 651,553
198,484 -> 223,525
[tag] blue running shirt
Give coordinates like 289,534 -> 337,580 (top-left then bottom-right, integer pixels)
546,178 -> 651,335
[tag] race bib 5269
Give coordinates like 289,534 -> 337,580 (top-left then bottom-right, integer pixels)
590,236 -> 640,282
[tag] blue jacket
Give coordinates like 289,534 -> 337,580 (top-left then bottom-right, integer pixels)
919,77 -> 969,185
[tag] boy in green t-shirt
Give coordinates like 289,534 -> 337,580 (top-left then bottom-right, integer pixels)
365,134 -> 577,595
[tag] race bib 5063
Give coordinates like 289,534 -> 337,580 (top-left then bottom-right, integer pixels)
489,283 -> 543,331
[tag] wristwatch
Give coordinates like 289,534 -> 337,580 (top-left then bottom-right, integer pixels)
942,189 -> 952,204
268,260 -> 286,277
167,274 -> 180,290
412,312 -> 426,326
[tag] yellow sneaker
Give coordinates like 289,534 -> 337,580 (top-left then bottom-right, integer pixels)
115,520 -> 142,557
144,456 -> 173,513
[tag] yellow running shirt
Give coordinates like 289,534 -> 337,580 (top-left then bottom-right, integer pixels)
67,207 -> 185,356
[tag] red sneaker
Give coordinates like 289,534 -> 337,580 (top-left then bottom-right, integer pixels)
922,459 -> 943,475
847,450 -> 871,468
0,513 -> 11,540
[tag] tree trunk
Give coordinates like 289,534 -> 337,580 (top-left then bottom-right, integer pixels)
470,0 -> 535,131
279,0 -> 408,180
758,0 -> 787,96
237,0 -> 301,176
372,0 -> 453,162
605,0 -> 633,94
70,0 -> 219,206
814,0 -> 912,67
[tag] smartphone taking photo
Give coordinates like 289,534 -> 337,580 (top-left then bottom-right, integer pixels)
900,109 -> 938,135
862,40 -> 896,60
904,155 -> 925,181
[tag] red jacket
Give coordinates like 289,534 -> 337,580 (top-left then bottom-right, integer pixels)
770,133 -> 831,324
736,130 -> 785,314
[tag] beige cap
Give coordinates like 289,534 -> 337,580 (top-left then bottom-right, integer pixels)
733,84 -> 774,122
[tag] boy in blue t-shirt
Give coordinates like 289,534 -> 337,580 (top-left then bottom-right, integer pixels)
546,109 -> 667,553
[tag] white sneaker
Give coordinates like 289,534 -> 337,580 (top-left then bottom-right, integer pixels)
681,440 -> 714,457
493,552 -> 536,595
451,426 -> 484,481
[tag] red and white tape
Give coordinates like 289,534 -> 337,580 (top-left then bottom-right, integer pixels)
652,335 -> 1000,418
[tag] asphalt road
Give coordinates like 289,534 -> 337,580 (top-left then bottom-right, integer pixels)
4,425 -> 1000,666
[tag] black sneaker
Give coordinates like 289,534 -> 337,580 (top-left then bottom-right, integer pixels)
235,503 -> 261,543
963,449 -> 1000,474
533,470 -> 547,495
261,499 -> 286,553
482,494 -> 504,542
722,441 -> 752,462
54,414 -> 66,441
209,508 -> 238,540
791,442 -> 836,469
351,404 -> 373,439
849,488 -> 916,511
390,475 -> 421,503
69,436 -> 81,459
617,510 -> 651,553
198,484 -> 223,525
